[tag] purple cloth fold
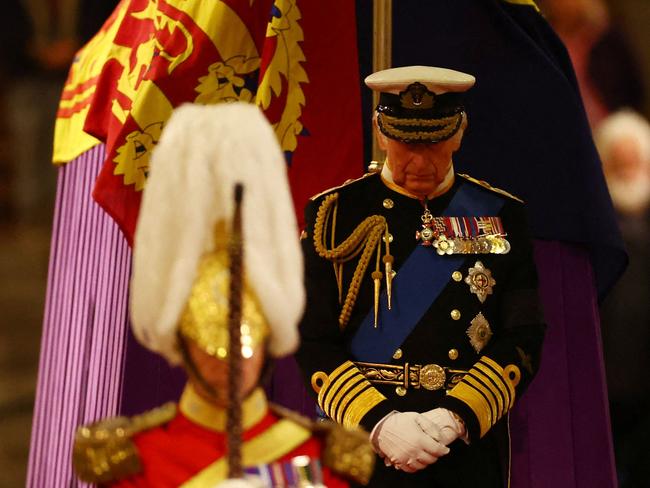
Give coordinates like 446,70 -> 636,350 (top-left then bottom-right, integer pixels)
119,328 -> 185,417
27,146 -> 132,487
27,147 -> 186,487
509,241 -> 616,488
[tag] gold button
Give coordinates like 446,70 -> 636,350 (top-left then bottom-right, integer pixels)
395,386 -> 407,396
451,309 -> 461,320
383,198 -> 394,209
382,233 -> 394,243
448,349 -> 459,360
452,271 -> 463,282
392,348 -> 403,360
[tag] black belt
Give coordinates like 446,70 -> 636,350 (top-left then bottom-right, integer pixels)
355,361 -> 467,393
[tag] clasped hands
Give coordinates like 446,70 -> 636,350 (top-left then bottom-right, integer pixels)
370,408 -> 466,473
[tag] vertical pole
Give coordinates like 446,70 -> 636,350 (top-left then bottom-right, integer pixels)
372,0 -> 393,164
227,183 -> 244,479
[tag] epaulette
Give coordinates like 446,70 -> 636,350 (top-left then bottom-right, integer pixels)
501,0 -> 540,13
458,173 -> 524,203
269,404 -> 375,485
308,169 -> 380,201
73,402 -> 177,484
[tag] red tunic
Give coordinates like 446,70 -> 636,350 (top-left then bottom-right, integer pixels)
109,388 -> 348,487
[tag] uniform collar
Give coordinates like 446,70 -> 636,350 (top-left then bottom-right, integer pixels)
179,384 -> 268,432
380,161 -> 455,200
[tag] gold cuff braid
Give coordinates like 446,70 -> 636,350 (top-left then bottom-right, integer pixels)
446,356 -> 518,437
317,361 -> 387,429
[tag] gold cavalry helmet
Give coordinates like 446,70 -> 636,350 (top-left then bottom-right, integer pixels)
178,223 -> 269,360
130,102 -> 304,365
365,65 -> 475,144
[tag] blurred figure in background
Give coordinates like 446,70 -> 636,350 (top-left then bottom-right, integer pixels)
540,0 -> 645,128
595,110 -> 650,487
0,0 -> 118,225
0,2 -> 120,487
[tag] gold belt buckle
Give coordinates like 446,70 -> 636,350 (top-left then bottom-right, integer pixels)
417,364 -> 446,390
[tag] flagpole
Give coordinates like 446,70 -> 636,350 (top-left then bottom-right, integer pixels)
372,0 -> 392,164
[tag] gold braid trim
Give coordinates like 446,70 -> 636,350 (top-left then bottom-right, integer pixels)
501,0 -> 540,12
457,173 -> 524,203
318,362 -> 387,429
447,356 -> 519,437
379,112 -> 461,128
378,112 -> 463,142
313,193 -> 390,330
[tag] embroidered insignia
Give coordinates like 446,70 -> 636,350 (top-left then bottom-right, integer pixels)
516,346 -> 534,375
464,261 -> 496,303
400,82 -> 435,109
466,312 -> 493,353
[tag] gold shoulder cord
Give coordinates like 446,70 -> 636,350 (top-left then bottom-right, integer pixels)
313,193 -> 393,329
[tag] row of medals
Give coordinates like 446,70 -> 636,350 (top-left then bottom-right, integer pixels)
416,208 -> 511,255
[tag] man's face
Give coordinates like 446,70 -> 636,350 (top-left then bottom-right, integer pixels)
379,129 -> 463,198
186,339 -> 266,406
606,136 -> 644,182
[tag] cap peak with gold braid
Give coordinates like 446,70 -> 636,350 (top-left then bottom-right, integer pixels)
365,65 -> 475,143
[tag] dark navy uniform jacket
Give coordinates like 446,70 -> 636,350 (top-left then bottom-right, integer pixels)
296,170 -> 546,487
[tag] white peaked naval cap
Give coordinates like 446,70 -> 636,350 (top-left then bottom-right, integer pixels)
365,65 -> 475,95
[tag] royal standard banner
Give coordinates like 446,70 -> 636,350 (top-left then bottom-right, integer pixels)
90,0 -> 275,241
53,0 -> 362,242
279,1 -> 363,228
53,0 -> 129,163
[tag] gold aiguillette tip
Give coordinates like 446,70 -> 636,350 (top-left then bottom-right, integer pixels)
371,271 -> 383,328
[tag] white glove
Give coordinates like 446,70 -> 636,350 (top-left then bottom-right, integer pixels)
421,408 -> 468,445
371,411 -> 450,473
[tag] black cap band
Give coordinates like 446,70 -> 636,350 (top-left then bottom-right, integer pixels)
375,83 -> 466,143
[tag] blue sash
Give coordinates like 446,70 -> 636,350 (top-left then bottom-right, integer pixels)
349,182 -> 505,363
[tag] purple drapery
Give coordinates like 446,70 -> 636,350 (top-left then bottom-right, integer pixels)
27,145 -> 132,487
269,241 -> 617,487
119,329 -> 186,417
509,241 -> 617,487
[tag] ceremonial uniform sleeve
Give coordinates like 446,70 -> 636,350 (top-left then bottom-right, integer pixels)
438,201 -> 546,442
295,199 -> 394,431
